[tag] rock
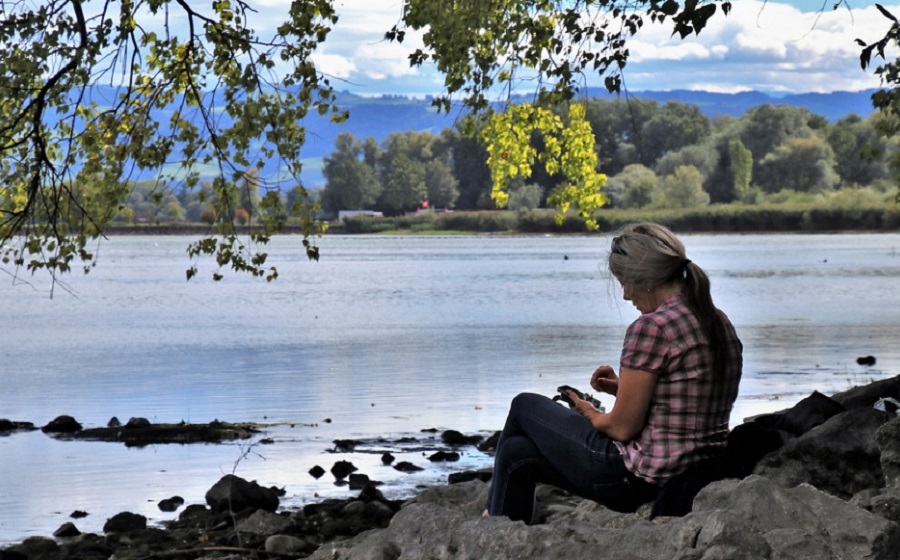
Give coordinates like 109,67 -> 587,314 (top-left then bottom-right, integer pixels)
0,419 -> 36,432
309,475 -> 900,560
265,534 -> 312,555
364,501 -> 395,523
331,460 -> 358,480
857,355 -> 877,366
66,420 -> 260,445
103,511 -> 147,533
342,500 -> 366,517
441,429 -> 482,445
125,416 -> 151,428
236,509 -> 291,535
393,461 -> 424,473
429,450 -> 460,462
349,473 -> 380,490
52,522 -> 80,538
477,430 -> 500,452
107,416 -> 121,427
309,465 -> 326,479
381,452 -> 395,465
204,474 -> 280,513
448,469 -> 493,485
753,407 -> 887,498
158,495 -> 185,512
70,510 -> 88,519
832,376 -> 900,410
695,476 -> 900,560
41,415 -> 82,433
5,537 -> 58,559
877,416 -> 900,490
334,438 -> 361,451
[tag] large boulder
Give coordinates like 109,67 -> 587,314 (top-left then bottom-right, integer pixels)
753,407 -> 888,498
308,476 -> 900,560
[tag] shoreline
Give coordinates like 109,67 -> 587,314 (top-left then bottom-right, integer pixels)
4,374 -> 900,559
0,417 -> 498,548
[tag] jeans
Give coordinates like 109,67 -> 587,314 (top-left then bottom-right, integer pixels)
486,392 -> 659,523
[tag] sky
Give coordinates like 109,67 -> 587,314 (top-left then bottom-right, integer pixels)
242,0 -> 900,97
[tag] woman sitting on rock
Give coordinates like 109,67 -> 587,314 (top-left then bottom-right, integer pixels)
484,222 -> 743,522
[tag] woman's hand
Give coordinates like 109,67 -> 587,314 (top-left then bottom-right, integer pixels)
564,390 -> 602,423
590,365 -> 619,396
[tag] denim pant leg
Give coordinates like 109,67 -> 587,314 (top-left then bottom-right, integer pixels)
487,392 -> 638,522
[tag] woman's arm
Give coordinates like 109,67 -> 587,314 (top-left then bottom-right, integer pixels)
568,366 -> 656,441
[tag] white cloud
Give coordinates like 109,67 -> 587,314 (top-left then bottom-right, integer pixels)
149,1 -> 900,95
606,1 -> 900,93
310,53 -> 358,79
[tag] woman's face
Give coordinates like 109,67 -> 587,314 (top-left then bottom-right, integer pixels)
621,282 -> 656,314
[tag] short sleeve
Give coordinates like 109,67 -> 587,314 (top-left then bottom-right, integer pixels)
620,315 -> 669,375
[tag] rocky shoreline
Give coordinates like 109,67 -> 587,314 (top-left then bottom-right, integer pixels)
3,375 -> 900,559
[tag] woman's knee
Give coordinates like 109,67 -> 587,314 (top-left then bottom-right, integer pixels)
510,392 -> 548,413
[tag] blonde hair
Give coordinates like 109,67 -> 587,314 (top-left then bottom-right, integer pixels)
608,222 -> 729,374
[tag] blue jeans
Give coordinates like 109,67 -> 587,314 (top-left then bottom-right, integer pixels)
486,392 -> 659,523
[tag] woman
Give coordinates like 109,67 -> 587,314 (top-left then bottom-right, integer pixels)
484,222 -> 743,522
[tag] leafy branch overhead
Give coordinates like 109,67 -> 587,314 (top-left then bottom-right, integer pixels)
0,0 -> 342,282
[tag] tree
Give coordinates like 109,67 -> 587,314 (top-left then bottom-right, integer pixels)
827,114 -> 890,186
374,131 -> 440,214
640,101 -> 711,166
756,137 -> 839,194
507,183 -> 544,212
379,154 -> 427,215
728,138 -> 753,201
423,160 -> 460,209
739,105 -> 816,179
654,165 -> 710,209
654,144 -> 718,184
606,164 -> 658,209
438,125 -> 492,210
320,133 -> 382,214
0,0 -> 344,282
583,98 -> 657,176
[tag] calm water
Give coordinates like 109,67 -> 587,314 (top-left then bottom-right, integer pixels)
2,232 -> 899,543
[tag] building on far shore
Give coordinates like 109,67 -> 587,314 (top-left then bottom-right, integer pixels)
338,210 -> 384,222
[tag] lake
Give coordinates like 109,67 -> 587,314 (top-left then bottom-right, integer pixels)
1,232 -> 898,543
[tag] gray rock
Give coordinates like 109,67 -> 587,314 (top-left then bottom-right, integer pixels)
41,415 -> 82,433
205,474 -> 279,513
877,415 -> 900,490
235,509 -> 291,535
832,376 -> 900,410
125,416 -> 151,428
265,534 -> 311,555
103,511 -> 147,533
694,476 -> 900,560
307,474 -> 900,560
753,407 -> 887,498
52,522 -> 80,538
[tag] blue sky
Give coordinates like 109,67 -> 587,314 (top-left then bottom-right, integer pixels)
279,0 -> 899,96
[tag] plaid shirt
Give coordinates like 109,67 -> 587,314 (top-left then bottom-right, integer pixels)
616,294 -> 743,485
